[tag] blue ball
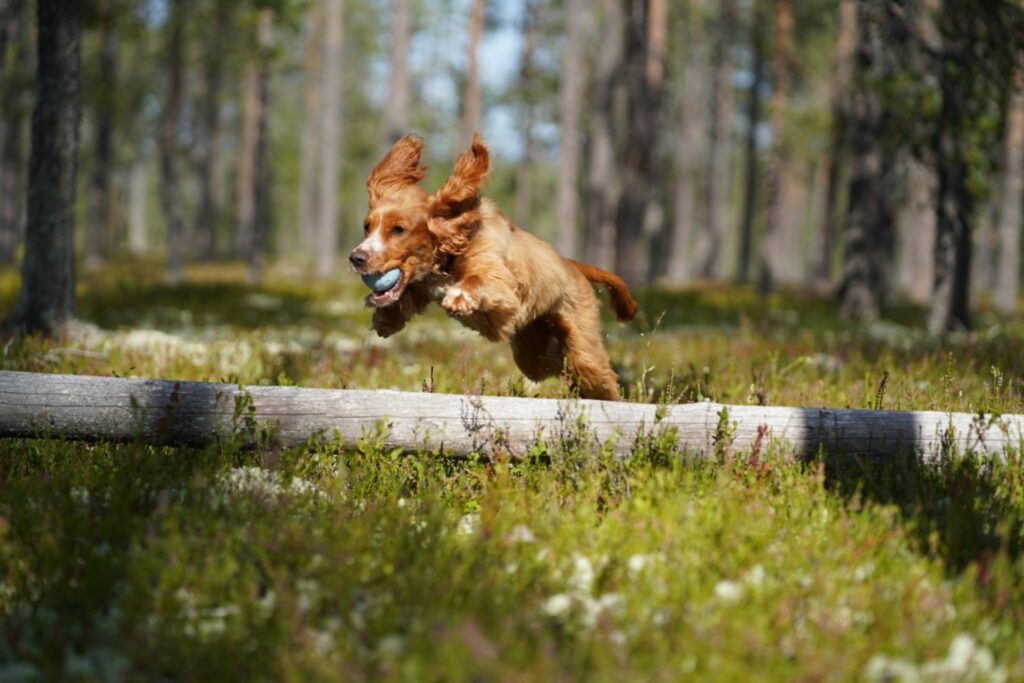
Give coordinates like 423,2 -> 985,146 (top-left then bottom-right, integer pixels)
362,268 -> 402,293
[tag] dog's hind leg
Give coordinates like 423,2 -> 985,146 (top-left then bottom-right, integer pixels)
510,314 -> 565,382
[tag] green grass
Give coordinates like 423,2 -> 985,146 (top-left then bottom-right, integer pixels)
1,261 -> 1023,681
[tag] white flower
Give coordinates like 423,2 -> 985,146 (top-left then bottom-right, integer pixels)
542,593 -> 573,617
714,580 -> 743,603
506,524 -> 536,544
568,554 -> 595,594
456,513 -> 479,537
744,564 -> 766,588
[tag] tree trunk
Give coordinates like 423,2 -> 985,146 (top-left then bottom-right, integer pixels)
555,0 -> 583,259
247,8 -> 274,285
159,0 -> 186,286
0,0 -> 30,266
898,160 -> 936,303
513,0 -> 539,230
759,0 -> 795,292
838,0 -> 898,322
383,0 -> 411,145
298,0 -> 324,258
616,0 -> 664,287
994,58 -> 1024,313
813,0 -> 856,288
194,2 -> 229,262
128,154 -> 147,255
315,0 -> 344,279
694,0 -> 736,279
584,0 -> 624,270
3,0 -> 81,336
85,18 -> 117,269
737,5 -> 765,284
461,0 -> 485,148
236,60 -> 259,261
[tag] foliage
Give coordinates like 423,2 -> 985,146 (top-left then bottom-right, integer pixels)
1,263 -> 1024,679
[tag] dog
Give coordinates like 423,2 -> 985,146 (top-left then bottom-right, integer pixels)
348,133 -> 637,400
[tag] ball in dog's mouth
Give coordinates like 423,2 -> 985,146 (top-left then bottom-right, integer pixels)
362,268 -> 404,306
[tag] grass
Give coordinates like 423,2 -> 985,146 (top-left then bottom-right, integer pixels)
1,260 -> 1023,681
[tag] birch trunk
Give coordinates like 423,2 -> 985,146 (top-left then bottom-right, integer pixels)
994,60 -> 1024,313
555,0 -> 583,259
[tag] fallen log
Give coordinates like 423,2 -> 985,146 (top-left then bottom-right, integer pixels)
0,371 -> 1021,461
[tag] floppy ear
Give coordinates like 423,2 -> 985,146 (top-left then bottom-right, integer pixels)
366,134 -> 427,205
426,133 -> 490,257
427,133 -> 490,217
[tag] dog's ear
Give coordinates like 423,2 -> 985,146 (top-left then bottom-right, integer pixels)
427,133 -> 490,217
367,134 -> 427,205
426,133 -> 489,256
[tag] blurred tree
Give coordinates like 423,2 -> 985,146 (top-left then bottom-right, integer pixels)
513,0 -> 540,229
159,0 -> 186,285
584,0 -> 624,271
3,0 -> 81,335
555,0 -> 583,259
838,0 -> 904,322
194,1 -> 233,261
995,57 -> 1023,313
248,7 -> 275,284
383,0 -> 411,146
298,0 -> 323,257
737,0 -> 765,284
85,3 -> 118,269
694,0 -> 736,279
0,0 -> 31,265
460,0 -> 484,148
813,0 -> 855,289
315,0 -> 343,278
759,0 -> 796,292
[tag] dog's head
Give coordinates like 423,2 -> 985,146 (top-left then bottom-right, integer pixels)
350,133 -> 490,307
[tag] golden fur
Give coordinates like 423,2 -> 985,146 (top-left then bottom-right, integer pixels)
349,133 -> 637,400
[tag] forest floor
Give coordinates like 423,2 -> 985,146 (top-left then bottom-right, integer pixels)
1,260 -> 1023,681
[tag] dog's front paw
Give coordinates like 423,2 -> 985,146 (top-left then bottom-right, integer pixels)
442,286 -> 480,317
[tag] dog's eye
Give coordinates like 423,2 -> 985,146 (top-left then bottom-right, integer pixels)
391,225 -> 405,235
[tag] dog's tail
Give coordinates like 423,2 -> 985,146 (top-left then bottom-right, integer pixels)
566,259 -> 638,322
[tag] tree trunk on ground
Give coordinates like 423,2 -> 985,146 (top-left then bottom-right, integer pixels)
3,0 -> 81,335
461,0 -> 484,148
737,5 -> 765,284
299,0 -> 323,258
513,1 -> 539,230
616,0 -> 663,287
159,0 -> 186,285
814,0 -> 856,289
995,59 -> 1024,313
194,2 -> 229,262
248,8 -> 274,285
0,0 -> 30,266
555,0 -> 583,259
838,0 -> 899,322
85,18 -> 117,269
316,0 -> 343,279
694,0 -> 735,279
384,0 -> 411,145
759,0 -> 795,292
584,0 -> 624,270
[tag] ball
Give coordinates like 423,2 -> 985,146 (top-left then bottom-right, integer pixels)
362,268 -> 402,293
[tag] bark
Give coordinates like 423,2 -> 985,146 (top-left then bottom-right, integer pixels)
316,0 -> 344,279
159,1 -> 186,285
4,370 -> 1023,461
235,59 -> 259,260
838,0 -> 899,322
759,0 -> 796,291
247,8 -> 274,285
813,0 -> 857,288
128,154 -> 147,254
737,5 -> 765,284
513,1 -> 539,230
194,2 -> 230,261
383,0 -> 411,145
642,0 -> 668,282
0,0 -> 30,266
85,18 -> 117,269
615,0 -> 664,287
298,0 -> 323,257
584,0 -> 624,270
461,0 -> 485,147
555,0 -> 583,259
695,0 -> 736,279
899,160 -> 937,303
994,59 -> 1024,313
3,0 -> 81,335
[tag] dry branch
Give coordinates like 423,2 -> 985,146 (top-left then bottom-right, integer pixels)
0,371 -> 1022,461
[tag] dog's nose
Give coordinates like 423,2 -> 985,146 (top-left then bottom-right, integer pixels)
349,249 -> 368,268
